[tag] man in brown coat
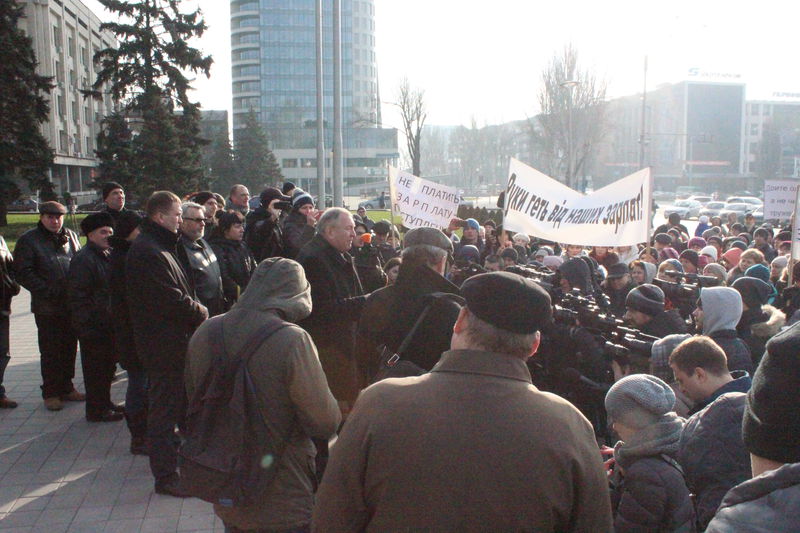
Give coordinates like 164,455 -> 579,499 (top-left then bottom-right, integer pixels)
313,272 -> 613,532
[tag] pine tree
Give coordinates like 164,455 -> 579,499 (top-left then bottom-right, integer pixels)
234,109 -> 284,190
0,0 -> 55,225
87,0 -> 212,196
94,112 -> 136,192
207,129 -> 236,191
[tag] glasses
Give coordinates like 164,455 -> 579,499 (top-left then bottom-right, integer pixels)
184,217 -> 207,224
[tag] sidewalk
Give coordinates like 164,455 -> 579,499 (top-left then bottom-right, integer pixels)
0,290 -> 224,532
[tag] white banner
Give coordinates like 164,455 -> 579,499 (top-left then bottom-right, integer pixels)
791,183 -> 800,263
503,158 -> 652,246
763,179 -> 799,221
388,167 -> 460,229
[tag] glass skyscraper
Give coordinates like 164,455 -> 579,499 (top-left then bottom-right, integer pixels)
230,0 -> 396,193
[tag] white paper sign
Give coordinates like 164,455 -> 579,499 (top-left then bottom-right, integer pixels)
503,158 -> 652,246
763,179 -> 799,221
389,167 -> 460,229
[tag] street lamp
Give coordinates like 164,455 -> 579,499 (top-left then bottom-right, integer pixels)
560,80 -> 579,189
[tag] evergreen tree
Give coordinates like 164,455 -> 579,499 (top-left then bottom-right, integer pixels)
206,129 -> 236,191
234,109 -> 284,190
0,0 -> 55,224
87,0 -> 212,197
94,111 -> 136,192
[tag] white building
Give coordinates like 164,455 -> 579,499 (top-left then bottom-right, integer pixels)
20,0 -> 116,202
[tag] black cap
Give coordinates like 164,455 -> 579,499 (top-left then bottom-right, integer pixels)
39,201 -> 67,215
80,212 -> 115,236
606,262 -> 629,279
626,284 -> 665,317
281,182 -> 296,195
102,181 -> 123,199
462,272 -> 552,334
260,187 -> 290,207
654,233 -> 672,245
404,227 -> 453,253
373,220 -> 391,235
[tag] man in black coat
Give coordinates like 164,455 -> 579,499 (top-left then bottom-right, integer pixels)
13,201 -> 83,411
101,181 -> 126,223
108,210 -> 148,454
68,212 -> 123,423
296,208 -> 365,414
0,235 -> 20,408
355,227 -> 462,386
245,187 -> 291,262
282,192 -> 316,259
179,201 -> 225,317
126,191 -> 208,497
624,284 -> 688,339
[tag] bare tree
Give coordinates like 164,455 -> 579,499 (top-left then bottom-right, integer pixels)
537,44 -> 607,190
396,78 -> 427,176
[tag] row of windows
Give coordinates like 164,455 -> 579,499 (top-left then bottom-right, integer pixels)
233,49 -> 260,61
234,80 -> 261,93
282,157 -> 382,169
235,17 -> 261,28
233,32 -> 260,45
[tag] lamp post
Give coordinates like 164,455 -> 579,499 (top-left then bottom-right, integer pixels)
560,80 -> 579,189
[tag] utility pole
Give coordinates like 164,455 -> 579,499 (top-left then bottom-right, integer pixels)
560,80 -> 579,189
315,0 -> 325,203
332,0 -> 344,207
639,56 -> 648,169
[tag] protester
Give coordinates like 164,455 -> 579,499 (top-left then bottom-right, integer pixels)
282,192 -> 317,259
603,262 -> 636,317
209,211 -> 257,310
727,248 -> 764,285
244,187 -> 292,261
180,202 -> 226,317
185,258 -> 340,532
355,206 -> 374,231
706,321 -> 800,531
349,220 -> 386,293
108,210 -> 148,454
190,191 -> 223,239
732,276 -> 785,366
126,191 -> 209,497
629,259 -> 656,285
227,184 -> 251,216
605,375 -> 695,532
0,236 -> 19,408
704,263 -> 728,284
101,181 -> 126,222
371,220 -> 399,263
693,286 -> 753,374
68,212 -> 122,423
14,201 -> 83,411
670,336 -> 752,529
382,256 -> 401,285
695,215 -> 711,237
314,272 -> 613,531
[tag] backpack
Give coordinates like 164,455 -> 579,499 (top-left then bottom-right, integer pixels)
179,317 -> 291,507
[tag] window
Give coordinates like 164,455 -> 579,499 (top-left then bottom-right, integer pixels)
53,26 -> 62,47
234,65 -> 260,77
282,158 -> 298,168
234,32 -> 259,45
57,95 -> 66,118
73,134 -> 81,153
300,158 -> 316,168
85,136 -> 92,153
235,49 -> 259,61
68,36 -> 75,57
750,124 -> 759,136
84,105 -> 90,124
59,131 -> 68,151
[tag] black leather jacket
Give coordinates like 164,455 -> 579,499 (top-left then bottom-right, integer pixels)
180,235 -> 225,317
0,236 -> 19,313
281,210 -> 315,259
67,242 -> 112,340
14,222 -> 81,315
208,237 -> 256,309
244,208 -> 284,262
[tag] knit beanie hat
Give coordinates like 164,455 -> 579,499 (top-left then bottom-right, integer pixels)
771,255 -> 789,271
700,245 -> 718,261
542,255 -> 563,270
731,240 -> 747,252
499,247 -> 518,263
292,193 -> 314,211
688,237 -> 706,250
626,284 -> 665,317
743,321 -> 800,463
699,215 -> 709,224
722,248 -> 742,268
465,218 -> 480,231
457,244 -> 481,263
654,233 -> 673,245
102,181 -> 123,199
703,263 -> 728,281
659,247 -> 680,262
732,276 -> 773,308
744,264 -> 771,284
114,209 -> 142,240
605,374 -> 676,429
679,249 -> 699,269
664,258 -> 684,273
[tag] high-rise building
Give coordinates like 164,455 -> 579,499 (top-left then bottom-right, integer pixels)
19,0 -> 117,203
230,0 -> 398,194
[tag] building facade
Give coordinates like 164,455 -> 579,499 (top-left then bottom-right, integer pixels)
230,0 -> 397,195
20,0 -> 116,202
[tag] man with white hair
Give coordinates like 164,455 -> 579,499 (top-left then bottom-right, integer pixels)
296,208 -> 366,413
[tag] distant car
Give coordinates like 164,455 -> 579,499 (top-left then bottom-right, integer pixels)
699,201 -> 726,218
664,199 -> 702,220
358,194 -> 389,209
719,202 -> 750,220
653,190 -> 674,202
725,196 -> 763,207
687,195 -> 712,206
8,197 -> 38,212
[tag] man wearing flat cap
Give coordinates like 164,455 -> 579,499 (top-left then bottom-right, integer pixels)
68,212 -> 122,422
14,202 -> 83,411
314,271 -> 613,532
355,227 -> 463,386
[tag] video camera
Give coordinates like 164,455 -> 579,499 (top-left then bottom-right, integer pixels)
504,264 -> 557,293
652,271 -> 721,318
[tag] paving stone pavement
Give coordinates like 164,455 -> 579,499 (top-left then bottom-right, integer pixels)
0,290 -> 224,532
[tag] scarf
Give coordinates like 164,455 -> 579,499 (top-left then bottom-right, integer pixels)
614,413 -> 684,470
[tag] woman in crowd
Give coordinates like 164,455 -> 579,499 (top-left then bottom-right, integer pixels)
629,259 -> 656,286
209,211 -> 257,309
383,257 -> 401,286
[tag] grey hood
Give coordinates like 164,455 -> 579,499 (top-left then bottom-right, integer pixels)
232,257 -> 312,323
642,262 -> 657,284
701,286 -> 743,335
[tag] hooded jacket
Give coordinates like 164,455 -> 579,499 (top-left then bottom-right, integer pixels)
185,258 -> 340,531
701,287 -> 754,374
737,305 -> 785,367
559,257 -> 592,294
641,262 -> 657,284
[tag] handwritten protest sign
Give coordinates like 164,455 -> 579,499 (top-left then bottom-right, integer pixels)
763,179 -> 799,221
503,158 -> 652,246
388,167 -> 460,229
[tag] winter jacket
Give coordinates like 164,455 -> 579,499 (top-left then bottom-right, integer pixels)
603,280 -> 637,318
67,242 -> 112,341
180,236 -> 226,317
186,258 -> 340,531
296,234 -> 365,404
642,309 -> 689,338
108,236 -> 140,371
610,415 -> 695,533
0,236 -> 19,314
701,287 -> 753,374
244,208 -> 284,262
678,392 -> 751,530
126,218 -> 208,374
736,305 -> 785,368
355,264 -> 462,386
313,349 -> 613,532
281,210 -> 315,259
706,462 -> 800,532
209,237 -> 256,310
349,244 -> 387,294
13,222 -> 81,315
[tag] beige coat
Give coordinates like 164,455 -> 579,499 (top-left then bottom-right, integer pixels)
186,258 -> 341,531
313,349 -> 613,532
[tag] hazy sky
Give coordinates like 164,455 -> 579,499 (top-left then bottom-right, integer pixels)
83,0 -> 800,129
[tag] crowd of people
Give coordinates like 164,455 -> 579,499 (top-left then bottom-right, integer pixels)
2,182 -> 799,532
